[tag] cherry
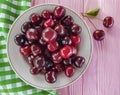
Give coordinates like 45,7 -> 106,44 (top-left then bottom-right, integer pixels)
14,34 -> 27,46
55,63 -> 64,72
30,44 -> 41,56
42,27 -> 57,43
63,58 -> 72,66
39,37 -> 47,46
27,54 -> 35,66
47,40 -> 59,52
52,52 -> 62,63
35,26 -> 43,37
61,15 -> 74,26
45,70 -> 57,83
44,19 -> 54,28
30,66 -> 40,75
70,35 -> 80,46
93,30 -> 105,41
21,22 -> 32,34
54,6 -> 66,19
103,16 -> 114,28
20,45 -> 31,56
71,24 -> 82,35
41,10 -> 52,19
43,60 -> 54,72
30,13 -> 41,25
73,56 -> 85,68
71,46 -> 77,56
26,28 -> 39,41
54,24 -> 66,36
33,56 -> 46,70
62,36 -> 72,45
65,65 -> 75,77
60,45 -> 72,59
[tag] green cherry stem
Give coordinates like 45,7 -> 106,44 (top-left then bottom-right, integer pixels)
81,13 -> 97,30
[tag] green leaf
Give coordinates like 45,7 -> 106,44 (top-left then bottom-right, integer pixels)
85,8 -> 100,17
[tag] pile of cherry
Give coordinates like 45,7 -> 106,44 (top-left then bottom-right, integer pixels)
14,6 -> 85,83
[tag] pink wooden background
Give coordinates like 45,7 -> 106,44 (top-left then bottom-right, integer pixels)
31,0 -> 120,95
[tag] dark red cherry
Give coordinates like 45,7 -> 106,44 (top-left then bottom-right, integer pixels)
45,70 -> 57,83
61,15 -> 74,26
30,13 -> 41,25
71,46 -> 77,56
39,37 -> 47,46
60,45 -> 72,59
30,66 -> 40,75
26,28 -> 39,41
103,16 -> 114,28
93,30 -> 105,41
47,40 -> 59,52
52,52 -> 62,63
54,6 -> 66,19
27,54 -> 35,66
30,44 -> 41,56
43,60 -> 54,71
71,24 -> 82,35
54,24 -> 66,36
14,34 -> 27,46
65,65 -> 75,77
41,10 -> 52,19
70,35 -> 80,46
62,36 -> 72,45
21,22 -> 32,34
42,27 -> 57,43
44,19 -> 54,28
55,63 -> 64,72
73,56 -> 85,68
20,45 -> 31,56
63,58 -> 72,66
33,56 -> 46,70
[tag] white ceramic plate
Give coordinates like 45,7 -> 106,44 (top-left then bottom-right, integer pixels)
7,4 -> 93,89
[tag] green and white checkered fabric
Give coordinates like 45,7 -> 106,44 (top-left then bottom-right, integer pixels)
0,0 -> 58,95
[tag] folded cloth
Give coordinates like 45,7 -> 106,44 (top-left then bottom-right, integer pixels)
0,0 -> 58,95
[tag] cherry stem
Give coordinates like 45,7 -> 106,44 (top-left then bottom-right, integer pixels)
81,13 -> 97,30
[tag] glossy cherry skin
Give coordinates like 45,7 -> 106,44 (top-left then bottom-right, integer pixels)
61,15 -> 74,26
103,16 -> 114,28
63,58 -> 72,66
71,24 -> 82,35
44,19 -> 55,28
70,35 -> 80,46
30,44 -> 41,56
60,45 -> 73,59
47,40 -> 59,52
55,63 -> 64,72
52,52 -> 63,63
54,6 -> 66,19
43,60 -> 54,72
33,56 -> 46,70
39,37 -> 47,46
73,56 -> 85,68
65,65 -> 75,77
54,24 -> 66,36
42,27 -> 57,43
41,10 -> 52,19
30,13 -> 41,25
26,28 -> 39,41
20,45 -> 31,56
93,30 -> 105,41
14,34 -> 27,46
21,22 -> 32,34
30,66 -> 40,75
27,54 -> 35,66
45,70 -> 57,83
71,46 -> 77,56
62,36 -> 72,45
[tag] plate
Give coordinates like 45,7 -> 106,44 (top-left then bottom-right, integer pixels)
7,4 -> 93,89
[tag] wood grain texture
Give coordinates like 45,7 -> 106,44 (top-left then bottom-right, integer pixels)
31,0 -> 120,95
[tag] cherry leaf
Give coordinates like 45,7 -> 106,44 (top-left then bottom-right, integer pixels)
85,8 -> 100,17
